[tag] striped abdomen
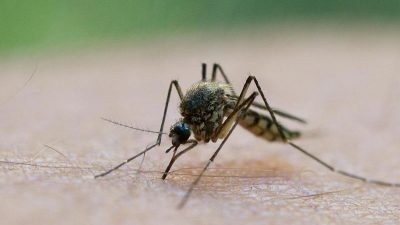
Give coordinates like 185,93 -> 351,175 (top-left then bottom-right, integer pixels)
238,109 -> 300,142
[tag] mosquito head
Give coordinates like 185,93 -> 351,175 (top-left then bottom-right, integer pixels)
169,121 -> 191,146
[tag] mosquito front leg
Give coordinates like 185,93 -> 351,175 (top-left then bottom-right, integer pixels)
157,80 -> 184,144
178,91 -> 258,208
94,80 -> 184,178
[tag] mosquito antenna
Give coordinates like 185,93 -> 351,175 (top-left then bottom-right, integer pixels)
101,117 -> 168,135
94,142 -> 159,178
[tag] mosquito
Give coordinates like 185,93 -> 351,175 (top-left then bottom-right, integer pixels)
95,63 -> 399,208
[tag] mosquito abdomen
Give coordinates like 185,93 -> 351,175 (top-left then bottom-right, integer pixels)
239,109 -> 300,142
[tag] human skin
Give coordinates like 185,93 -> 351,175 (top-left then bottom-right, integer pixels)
0,27 -> 399,225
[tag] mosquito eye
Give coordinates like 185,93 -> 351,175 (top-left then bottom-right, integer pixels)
173,122 -> 191,143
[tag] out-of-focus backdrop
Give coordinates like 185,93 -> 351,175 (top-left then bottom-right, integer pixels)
2,0 -> 400,55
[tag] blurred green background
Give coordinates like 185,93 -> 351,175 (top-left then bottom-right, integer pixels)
1,0 -> 400,55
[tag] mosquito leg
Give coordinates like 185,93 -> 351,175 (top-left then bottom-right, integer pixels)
95,80 -> 184,178
178,92 -> 258,208
236,76 -> 287,142
157,80 -> 184,144
210,63 -> 237,96
210,64 -> 306,124
250,102 -> 307,124
248,76 -> 400,187
162,140 -> 198,180
212,75 -> 272,141
201,63 -> 207,81
210,74 -> 254,141
211,64 -> 280,116
202,63 -> 231,85
287,142 -> 400,187
210,63 -> 261,107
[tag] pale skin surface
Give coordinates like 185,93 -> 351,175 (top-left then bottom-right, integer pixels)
0,27 -> 399,225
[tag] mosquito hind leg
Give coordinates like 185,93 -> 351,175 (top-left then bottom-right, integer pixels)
95,80 -> 184,178
245,76 -> 400,188
287,141 -> 400,187
238,75 -> 289,141
209,64 -> 306,124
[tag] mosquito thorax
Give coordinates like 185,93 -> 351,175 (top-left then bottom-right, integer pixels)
179,81 -> 235,142
169,121 -> 191,146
